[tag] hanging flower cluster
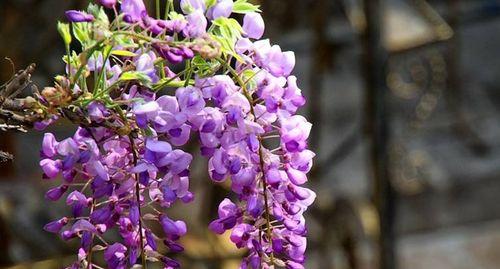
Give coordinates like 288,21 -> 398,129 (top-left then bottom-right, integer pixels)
36,0 -> 315,268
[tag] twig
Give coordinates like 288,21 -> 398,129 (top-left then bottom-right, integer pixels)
0,151 -> 13,163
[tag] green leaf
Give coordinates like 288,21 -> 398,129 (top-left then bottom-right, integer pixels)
192,56 -> 220,77
88,3 -> 110,27
212,17 -> 243,42
205,0 -> 217,8
57,21 -> 72,45
111,50 -> 137,57
72,22 -> 91,47
233,0 -> 261,14
119,71 -> 152,86
168,11 -> 184,21
241,69 -> 258,89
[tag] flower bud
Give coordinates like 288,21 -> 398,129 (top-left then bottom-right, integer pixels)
45,185 -> 68,201
41,86 -> 71,107
65,10 -> 95,23
44,217 -> 69,233
243,12 -> 265,39
191,37 -> 221,60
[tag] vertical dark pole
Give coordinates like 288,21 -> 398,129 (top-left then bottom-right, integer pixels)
309,0 -> 328,153
362,1 -> 395,269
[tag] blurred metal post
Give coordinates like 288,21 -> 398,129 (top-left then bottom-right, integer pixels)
362,1 -> 396,269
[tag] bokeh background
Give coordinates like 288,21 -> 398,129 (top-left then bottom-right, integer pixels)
1,0 -> 500,268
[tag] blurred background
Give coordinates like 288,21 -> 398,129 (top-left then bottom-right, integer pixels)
1,0 -> 500,268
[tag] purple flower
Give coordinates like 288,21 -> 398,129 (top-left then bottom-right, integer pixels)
207,0 -> 234,20
161,256 -> 181,268
196,75 -> 238,105
252,40 -> 296,77
45,185 -> 68,201
70,219 -> 97,234
40,159 -> 61,179
159,215 -> 187,240
44,217 -> 69,233
146,139 -> 172,153
230,223 -> 254,248
280,115 -> 312,153
209,198 -> 240,233
121,0 -> 147,23
42,1 -> 316,267
133,101 -> 160,128
286,166 -> 307,185
42,133 -> 58,158
88,101 -> 109,123
104,243 -> 128,269
34,116 -> 58,130
66,190 -> 88,204
65,10 -> 95,22
99,0 -> 117,8
183,10 -> 207,38
153,44 -> 193,64
180,0 -> 206,13
176,86 -> 205,114
134,51 -> 159,82
243,12 -> 265,39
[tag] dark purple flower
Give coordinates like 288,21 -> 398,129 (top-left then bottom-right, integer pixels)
71,219 -> 97,234
104,243 -> 127,269
45,185 -> 68,201
65,10 -> 95,22
230,223 -> 253,248
44,217 -> 69,233
159,215 -> 187,240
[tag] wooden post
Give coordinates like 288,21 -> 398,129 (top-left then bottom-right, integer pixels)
362,1 -> 396,269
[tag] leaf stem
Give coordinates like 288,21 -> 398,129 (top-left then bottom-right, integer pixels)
128,135 -> 147,269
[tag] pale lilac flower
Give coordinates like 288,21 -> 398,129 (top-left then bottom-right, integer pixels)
243,12 -> 265,39
180,0 -> 206,14
207,0 -> 234,20
183,10 -> 207,38
121,0 -> 147,23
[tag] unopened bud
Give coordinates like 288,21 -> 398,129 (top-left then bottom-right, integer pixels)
191,36 -> 221,60
41,86 -> 71,107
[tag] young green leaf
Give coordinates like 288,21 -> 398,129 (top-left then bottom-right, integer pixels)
233,0 -> 261,14
72,22 -> 91,47
111,50 -> 137,57
57,21 -> 72,45
119,71 -> 153,87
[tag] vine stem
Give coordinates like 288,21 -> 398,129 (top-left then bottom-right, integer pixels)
128,135 -> 148,269
216,57 -> 276,265
86,202 -> 95,269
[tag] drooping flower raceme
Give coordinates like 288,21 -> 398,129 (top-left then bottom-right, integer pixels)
36,1 -> 315,268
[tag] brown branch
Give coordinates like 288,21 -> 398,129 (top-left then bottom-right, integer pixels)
1,63 -> 36,100
0,150 -> 14,163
